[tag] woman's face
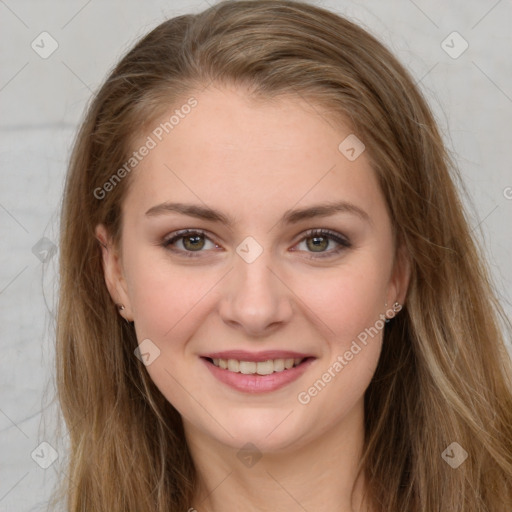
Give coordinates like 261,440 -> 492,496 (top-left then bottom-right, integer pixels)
97,85 -> 408,453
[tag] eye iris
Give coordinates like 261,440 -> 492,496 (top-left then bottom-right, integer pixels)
183,234 -> 205,251
307,235 -> 328,252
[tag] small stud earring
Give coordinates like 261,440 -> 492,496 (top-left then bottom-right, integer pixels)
385,301 -> 402,323
116,303 -> 125,311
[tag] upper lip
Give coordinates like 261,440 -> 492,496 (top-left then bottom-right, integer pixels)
201,350 -> 314,362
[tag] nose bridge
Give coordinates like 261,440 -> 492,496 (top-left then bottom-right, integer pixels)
218,236 -> 293,334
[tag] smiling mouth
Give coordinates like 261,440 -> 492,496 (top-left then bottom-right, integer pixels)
203,357 -> 310,375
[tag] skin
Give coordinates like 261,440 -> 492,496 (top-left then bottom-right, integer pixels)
96,84 -> 410,512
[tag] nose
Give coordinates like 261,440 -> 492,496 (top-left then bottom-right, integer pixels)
217,249 -> 294,337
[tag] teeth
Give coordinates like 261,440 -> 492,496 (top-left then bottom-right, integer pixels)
227,359 -> 239,372
273,359 -> 285,372
255,360 -> 274,375
211,357 -> 305,374
239,361 -> 257,374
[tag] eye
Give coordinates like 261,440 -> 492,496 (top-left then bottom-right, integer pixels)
293,229 -> 351,258
162,229 -> 219,257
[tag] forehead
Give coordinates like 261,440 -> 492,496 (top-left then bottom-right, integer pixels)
122,85 -> 385,226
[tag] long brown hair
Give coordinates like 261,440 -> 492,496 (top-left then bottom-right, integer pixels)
51,1 -> 512,510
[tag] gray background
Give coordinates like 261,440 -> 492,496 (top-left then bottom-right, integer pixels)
1,0 -> 511,510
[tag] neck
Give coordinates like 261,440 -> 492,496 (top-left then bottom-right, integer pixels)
184,399 -> 371,512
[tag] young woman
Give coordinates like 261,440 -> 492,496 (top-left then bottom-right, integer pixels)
53,1 -> 512,510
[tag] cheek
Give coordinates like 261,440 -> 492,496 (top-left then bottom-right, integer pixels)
290,255 -> 388,401
125,248 -> 219,340
126,259 -> 217,415
292,267 -> 386,427
297,259 -> 388,346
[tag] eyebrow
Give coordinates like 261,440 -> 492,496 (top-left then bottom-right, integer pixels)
145,200 -> 371,226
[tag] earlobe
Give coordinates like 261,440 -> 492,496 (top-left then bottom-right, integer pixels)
95,223 -> 133,321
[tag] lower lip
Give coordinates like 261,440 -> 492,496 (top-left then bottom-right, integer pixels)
201,357 -> 315,393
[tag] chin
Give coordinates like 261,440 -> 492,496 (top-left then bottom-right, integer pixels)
188,404 -> 326,454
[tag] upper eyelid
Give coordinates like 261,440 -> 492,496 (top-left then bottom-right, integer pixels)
163,228 -> 216,244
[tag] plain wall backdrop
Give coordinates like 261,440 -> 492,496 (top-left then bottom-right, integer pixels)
1,0 -> 511,510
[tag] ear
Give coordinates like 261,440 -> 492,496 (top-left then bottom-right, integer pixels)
95,223 -> 133,322
387,240 -> 411,308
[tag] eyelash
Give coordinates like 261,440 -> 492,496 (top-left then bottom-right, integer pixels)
161,228 -> 352,259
